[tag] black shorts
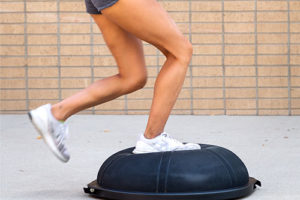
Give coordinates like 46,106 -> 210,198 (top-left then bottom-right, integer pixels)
85,0 -> 119,14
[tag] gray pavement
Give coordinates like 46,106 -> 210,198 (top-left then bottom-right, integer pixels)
1,115 -> 300,200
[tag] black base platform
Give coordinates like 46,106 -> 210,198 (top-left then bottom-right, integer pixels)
84,177 -> 261,200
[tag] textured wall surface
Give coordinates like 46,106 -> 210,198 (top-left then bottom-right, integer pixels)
1,0 -> 300,115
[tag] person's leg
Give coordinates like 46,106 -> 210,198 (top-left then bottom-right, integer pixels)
28,14 -> 148,162
51,14 -> 147,121
100,0 -> 193,139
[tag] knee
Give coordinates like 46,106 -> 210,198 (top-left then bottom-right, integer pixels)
132,74 -> 147,91
178,38 -> 193,65
121,73 -> 147,94
166,37 -> 193,67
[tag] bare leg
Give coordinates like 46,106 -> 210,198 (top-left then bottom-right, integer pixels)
101,0 -> 193,138
28,15 -> 150,162
52,15 -> 147,121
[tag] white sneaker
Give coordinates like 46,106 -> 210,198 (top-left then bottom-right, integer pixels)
28,104 -> 70,162
133,132 -> 200,154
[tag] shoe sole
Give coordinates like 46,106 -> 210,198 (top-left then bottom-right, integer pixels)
132,149 -> 151,154
132,148 -> 199,154
28,111 -> 69,162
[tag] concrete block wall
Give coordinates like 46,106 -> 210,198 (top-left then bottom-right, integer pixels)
1,0 -> 300,115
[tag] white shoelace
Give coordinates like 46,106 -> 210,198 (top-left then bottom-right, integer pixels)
160,132 -> 184,149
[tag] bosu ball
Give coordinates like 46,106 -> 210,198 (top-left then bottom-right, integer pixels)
84,144 -> 261,200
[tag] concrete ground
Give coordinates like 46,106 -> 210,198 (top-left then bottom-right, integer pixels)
1,115 -> 299,200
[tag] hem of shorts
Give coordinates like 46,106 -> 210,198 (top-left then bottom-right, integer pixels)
86,10 -> 101,14
97,0 -> 119,13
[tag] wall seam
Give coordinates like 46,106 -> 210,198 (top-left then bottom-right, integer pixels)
287,0 -> 291,116
57,0 -> 61,102
222,0 -> 226,115
24,0 -> 29,111
255,0 -> 259,116
189,0 -> 194,115
124,89 -> 128,115
90,16 -> 95,114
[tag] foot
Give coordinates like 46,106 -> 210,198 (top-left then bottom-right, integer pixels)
28,104 -> 70,162
133,132 -> 200,154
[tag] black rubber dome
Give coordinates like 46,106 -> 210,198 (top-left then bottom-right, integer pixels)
84,144 -> 261,200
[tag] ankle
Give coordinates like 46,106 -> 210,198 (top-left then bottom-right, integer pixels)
144,130 -> 163,139
51,105 -> 67,121
144,134 -> 155,139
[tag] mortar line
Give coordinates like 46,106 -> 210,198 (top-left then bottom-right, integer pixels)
1,32 -> 295,36
0,108 -> 295,113
156,43 -> 160,75
2,86 -> 299,90
124,79 -> 128,114
6,9 -> 300,14
1,75 -> 295,79
90,16 -> 95,114
2,43 -> 297,47
57,0 -> 62,102
189,0 -> 194,115
123,38 -> 129,114
255,0 -> 259,116
155,45 -> 160,114
6,97 -> 297,101
222,0 -> 226,115
24,0 -> 29,111
5,52 -> 299,56
287,0 -> 291,116
4,18 -> 300,24
0,0 -> 293,2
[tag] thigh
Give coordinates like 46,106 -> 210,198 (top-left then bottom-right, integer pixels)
101,0 -> 188,58
91,14 -> 146,78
